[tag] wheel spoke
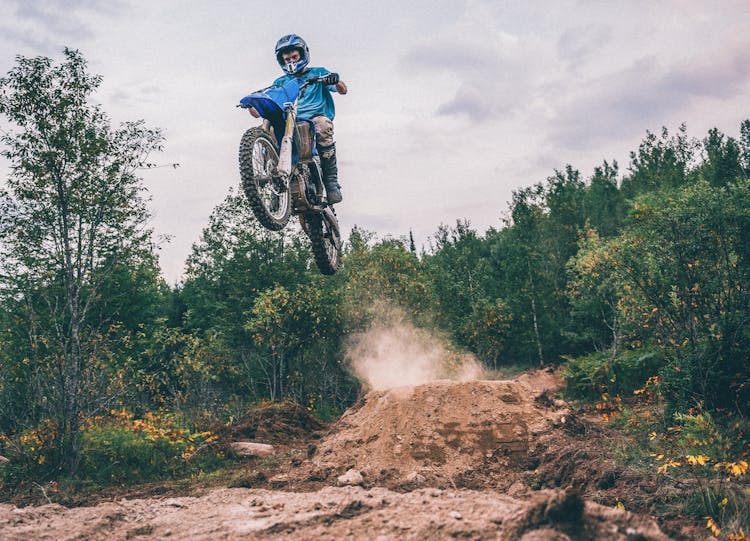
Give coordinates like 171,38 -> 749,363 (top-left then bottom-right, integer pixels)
240,127 -> 290,230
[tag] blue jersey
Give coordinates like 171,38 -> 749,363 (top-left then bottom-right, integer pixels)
273,67 -> 338,121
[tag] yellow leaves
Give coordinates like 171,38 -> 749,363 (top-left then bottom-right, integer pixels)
685,454 -> 711,466
706,517 -> 721,537
714,460 -> 749,477
705,516 -> 747,540
657,459 -> 681,474
615,500 -> 625,510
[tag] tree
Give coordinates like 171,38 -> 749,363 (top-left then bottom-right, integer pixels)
180,190 -> 310,342
741,119 -> 750,177
573,181 -> 750,413
341,231 -> 434,331
622,182 -> 750,412
584,160 -> 626,238
621,124 -> 699,198
0,49 -> 163,473
244,278 -> 350,408
424,221 -> 509,367
178,191 -> 357,412
699,127 -> 745,186
566,227 -> 630,356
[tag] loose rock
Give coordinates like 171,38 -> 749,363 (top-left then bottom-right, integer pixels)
229,442 -> 275,457
337,469 -> 364,486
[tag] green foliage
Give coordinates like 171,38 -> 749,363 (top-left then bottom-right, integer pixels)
343,229 -> 434,329
424,221 -> 508,365
699,127 -> 747,186
566,227 -> 630,353
0,49 -> 165,473
180,190 -> 310,342
584,160 -> 627,237
483,165 -> 594,364
0,420 -> 61,485
128,321 -> 235,415
621,124 -> 698,197
243,279 -> 347,403
77,410 -> 218,485
562,348 -> 664,402
620,181 -> 750,412
568,143 -> 750,414
649,410 -> 750,536
0,411 -> 220,489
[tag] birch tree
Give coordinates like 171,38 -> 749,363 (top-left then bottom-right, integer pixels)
0,49 -> 163,473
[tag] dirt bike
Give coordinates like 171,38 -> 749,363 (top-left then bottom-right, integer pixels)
238,77 -> 341,275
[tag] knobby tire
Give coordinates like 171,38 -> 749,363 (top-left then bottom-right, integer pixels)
308,213 -> 341,275
239,127 -> 291,231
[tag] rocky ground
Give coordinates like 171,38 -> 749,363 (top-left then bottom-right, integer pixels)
0,370 -> 702,540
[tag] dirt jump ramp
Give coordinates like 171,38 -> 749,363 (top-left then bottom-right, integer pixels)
310,380 -> 532,486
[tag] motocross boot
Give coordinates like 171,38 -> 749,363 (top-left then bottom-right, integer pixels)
319,143 -> 342,204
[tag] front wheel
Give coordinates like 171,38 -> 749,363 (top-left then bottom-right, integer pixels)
307,212 -> 341,275
239,127 -> 291,230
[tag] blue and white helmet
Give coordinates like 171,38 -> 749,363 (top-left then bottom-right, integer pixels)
275,34 -> 310,75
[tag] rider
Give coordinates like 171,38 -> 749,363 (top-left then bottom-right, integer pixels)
270,34 -> 347,204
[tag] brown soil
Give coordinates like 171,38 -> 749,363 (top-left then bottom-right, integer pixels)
0,370 -> 698,540
219,399 -> 325,448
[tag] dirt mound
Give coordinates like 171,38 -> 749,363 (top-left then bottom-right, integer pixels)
220,400 -> 325,447
306,378 -> 552,487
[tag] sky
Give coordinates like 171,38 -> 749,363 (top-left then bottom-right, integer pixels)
1,0 -> 749,283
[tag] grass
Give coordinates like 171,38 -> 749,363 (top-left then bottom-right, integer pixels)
483,363 -> 534,380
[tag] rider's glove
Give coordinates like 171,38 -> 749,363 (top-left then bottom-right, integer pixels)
319,72 -> 339,86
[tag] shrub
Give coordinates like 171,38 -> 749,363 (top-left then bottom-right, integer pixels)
563,348 -> 664,402
0,410 -> 221,494
651,410 -> 749,538
77,409 -> 218,484
0,419 -> 61,490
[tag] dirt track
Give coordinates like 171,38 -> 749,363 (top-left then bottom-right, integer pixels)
0,371 -> 677,540
0,485 -> 672,540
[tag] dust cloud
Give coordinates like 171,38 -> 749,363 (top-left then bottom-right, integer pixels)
344,309 -> 484,390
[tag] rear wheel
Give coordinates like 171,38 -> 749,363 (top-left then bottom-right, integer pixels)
308,212 -> 341,275
239,127 -> 291,230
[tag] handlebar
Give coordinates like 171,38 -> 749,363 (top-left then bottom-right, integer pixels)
300,72 -> 339,89
239,73 -> 339,108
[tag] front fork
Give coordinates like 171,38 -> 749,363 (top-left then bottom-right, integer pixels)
275,103 -> 297,180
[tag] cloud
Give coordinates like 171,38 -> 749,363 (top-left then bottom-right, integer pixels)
397,4 -> 542,123
556,23 -> 612,71
0,0 -> 126,52
400,44 -> 486,76
435,83 -> 495,122
547,47 -> 750,149
403,37 -> 542,122
108,83 -> 165,107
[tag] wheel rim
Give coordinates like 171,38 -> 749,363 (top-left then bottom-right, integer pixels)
253,138 -> 288,220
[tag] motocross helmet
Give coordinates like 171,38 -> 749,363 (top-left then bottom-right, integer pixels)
275,34 -> 310,75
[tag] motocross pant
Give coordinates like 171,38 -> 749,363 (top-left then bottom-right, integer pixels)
311,116 -> 342,203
